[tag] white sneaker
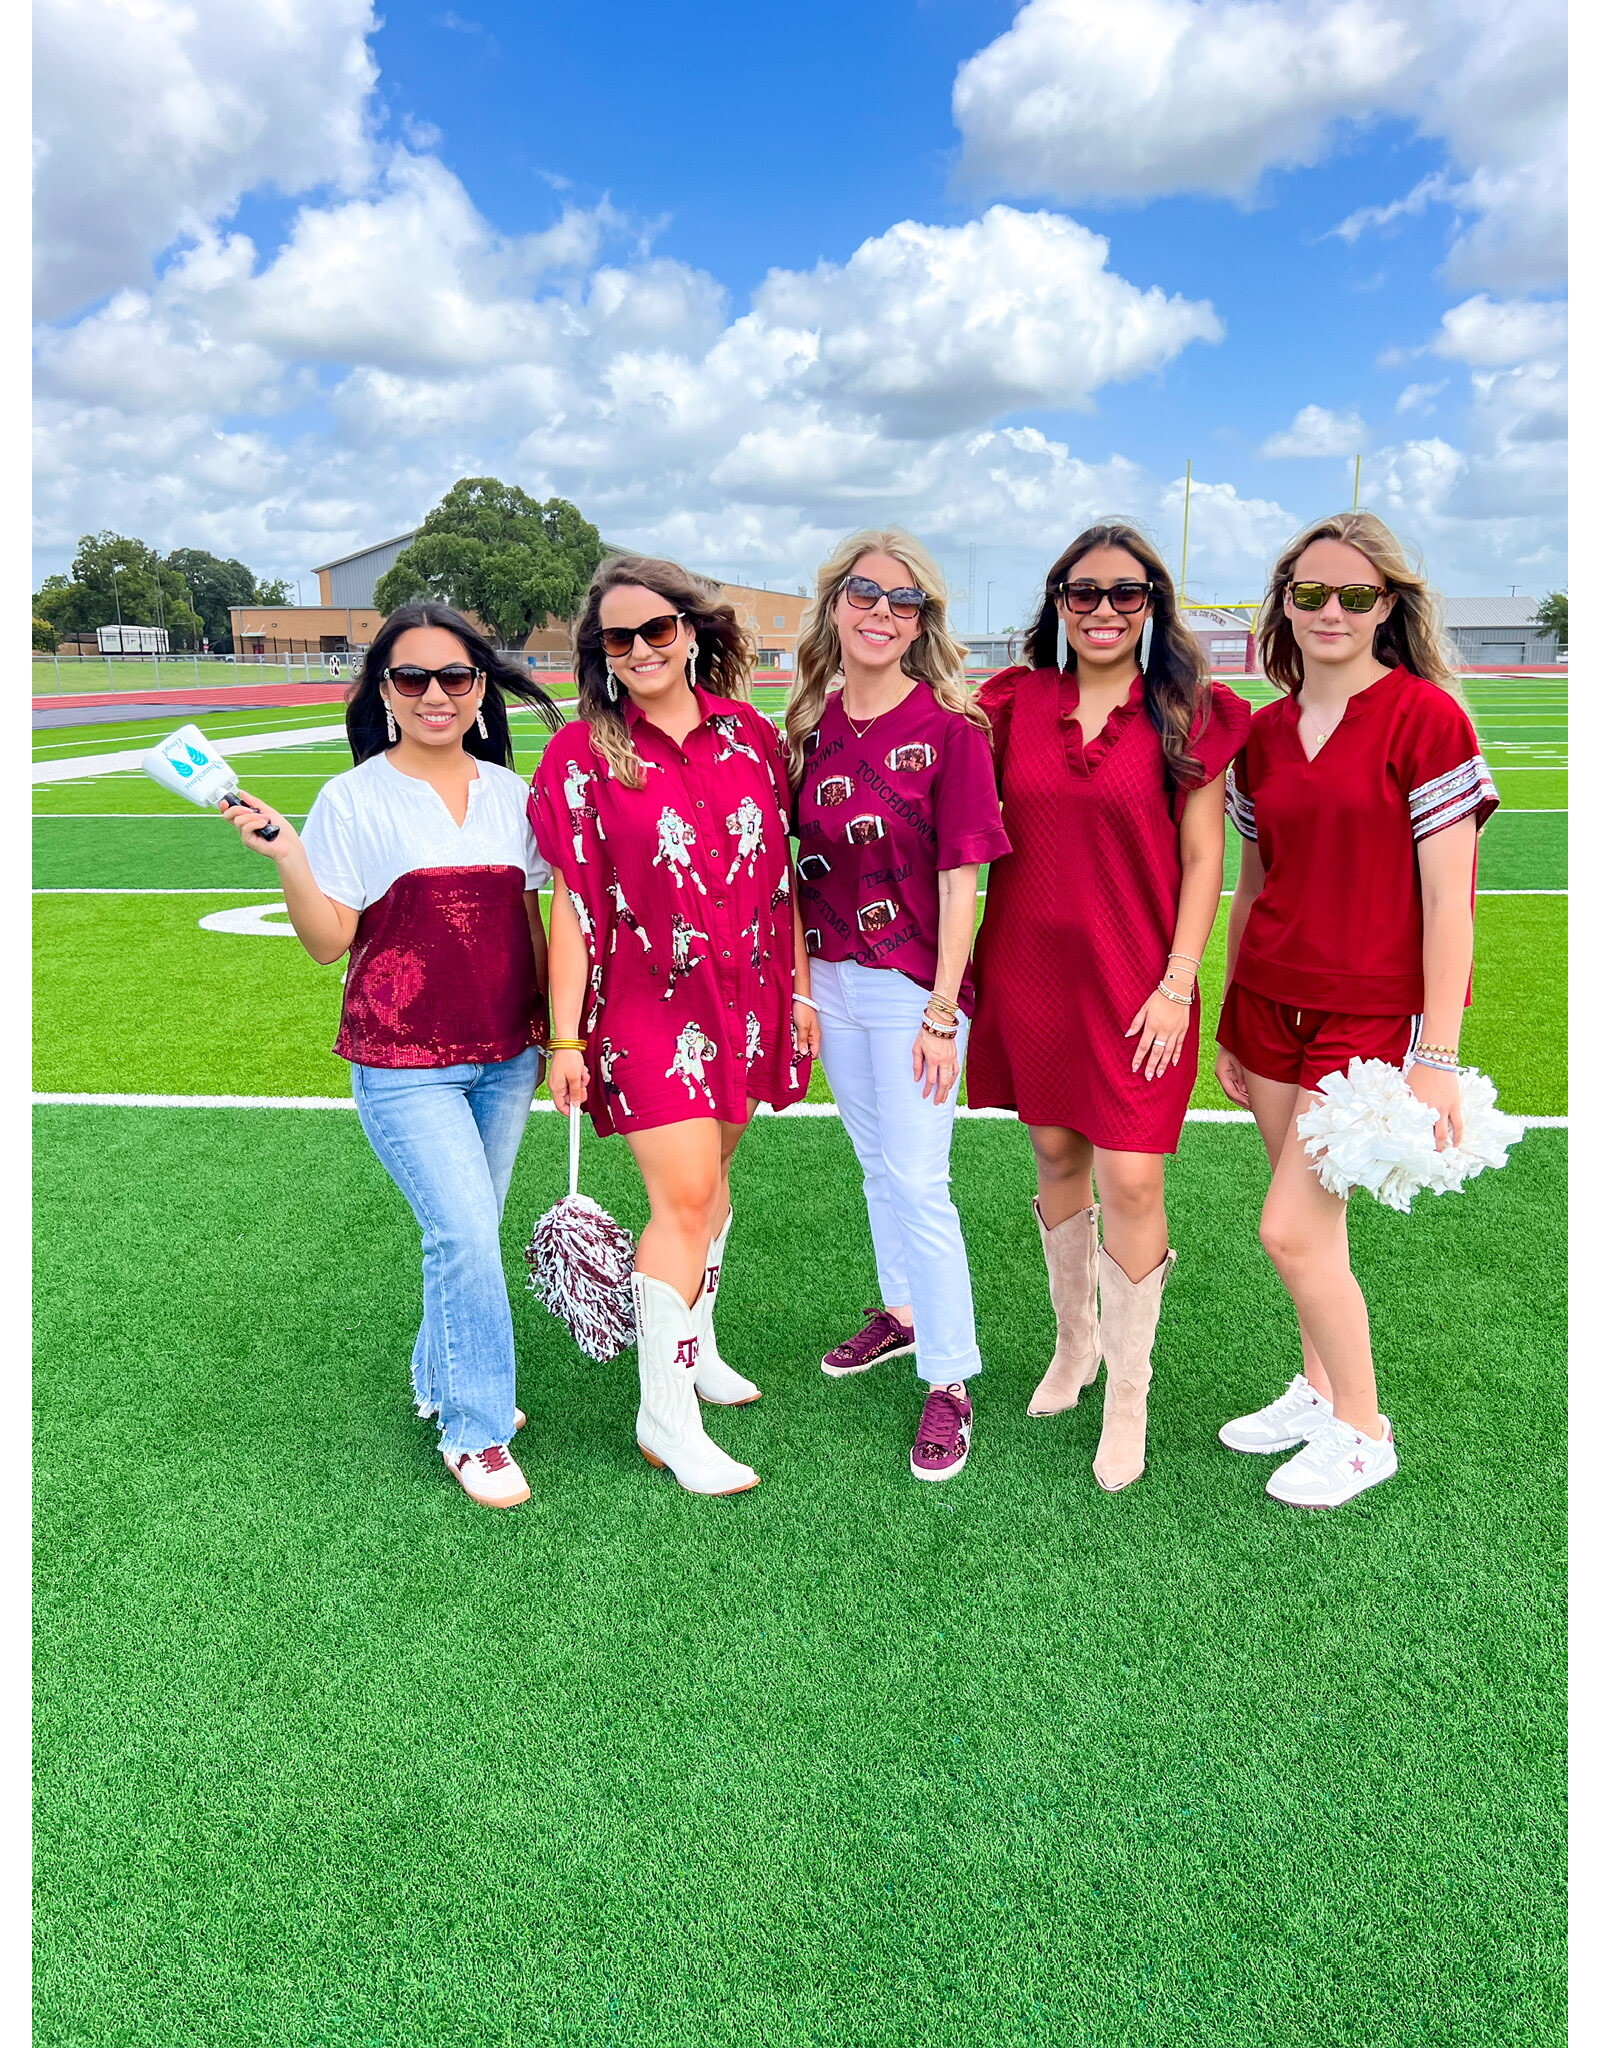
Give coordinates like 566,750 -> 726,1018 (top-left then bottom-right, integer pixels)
444,1442 -> 531,1508
1219,1374 -> 1333,1454
1265,1415 -> 1397,1509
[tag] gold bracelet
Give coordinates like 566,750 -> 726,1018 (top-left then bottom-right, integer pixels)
1414,1042 -> 1459,1063
547,1038 -> 588,1052
924,994 -> 959,1018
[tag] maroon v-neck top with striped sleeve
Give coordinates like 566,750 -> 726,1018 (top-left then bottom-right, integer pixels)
299,753 -> 550,1068
967,666 -> 1250,1153
1225,666 -> 1499,1015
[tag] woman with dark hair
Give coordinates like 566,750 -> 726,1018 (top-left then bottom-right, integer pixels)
967,525 -> 1250,1491
219,603 -> 563,1510
529,555 -> 815,1497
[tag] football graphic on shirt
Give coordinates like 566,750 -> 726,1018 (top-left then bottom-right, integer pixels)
652,806 -> 706,892
816,775 -> 853,806
885,743 -> 936,773
664,912 -> 709,997
858,899 -> 898,934
797,853 -> 831,881
725,794 -> 765,878
707,713 -> 760,765
846,814 -> 885,844
666,1020 -> 718,1103
804,927 -> 822,953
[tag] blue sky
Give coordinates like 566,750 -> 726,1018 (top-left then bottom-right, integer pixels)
34,0 -> 1566,624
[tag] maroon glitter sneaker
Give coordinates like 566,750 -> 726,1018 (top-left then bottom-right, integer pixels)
820,1307 -> 915,1378
910,1384 -> 973,1482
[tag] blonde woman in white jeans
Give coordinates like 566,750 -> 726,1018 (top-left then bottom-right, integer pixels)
788,530 -> 1010,1479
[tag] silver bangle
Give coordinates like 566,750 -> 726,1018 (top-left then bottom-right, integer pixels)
1157,980 -> 1196,1006
792,992 -> 819,1012
1410,1053 -> 1459,1073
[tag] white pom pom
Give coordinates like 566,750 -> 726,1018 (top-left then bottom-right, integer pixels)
1297,1059 -> 1526,1214
525,1193 -> 637,1361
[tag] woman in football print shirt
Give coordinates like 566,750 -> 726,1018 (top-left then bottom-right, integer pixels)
219,605 -> 562,1511
531,556 -> 815,1499
1215,512 -> 1498,1509
788,530 -> 1010,1486
967,524 -> 1250,1494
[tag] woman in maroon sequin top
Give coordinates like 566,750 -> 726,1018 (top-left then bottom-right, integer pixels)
219,604 -> 563,1512
532,555 -> 817,1498
968,526 -> 1249,1492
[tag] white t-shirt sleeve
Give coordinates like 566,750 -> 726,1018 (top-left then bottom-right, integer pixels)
519,803 -> 552,890
299,786 -> 367,910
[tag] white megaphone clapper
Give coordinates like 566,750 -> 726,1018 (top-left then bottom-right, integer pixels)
141,724 -> 280,841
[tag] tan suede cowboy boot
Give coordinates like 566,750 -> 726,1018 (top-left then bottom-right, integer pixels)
1026,1201 -> 1102,1416
1092,1246 -> 1177,1492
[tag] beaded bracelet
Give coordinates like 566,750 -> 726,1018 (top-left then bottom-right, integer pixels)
1156,980 -> 1196,1006
1167,952 -> 1202,971
1414,1042 -> 1459,1065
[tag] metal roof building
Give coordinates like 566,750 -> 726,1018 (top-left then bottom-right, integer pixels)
314,532 -> 419,608
1441,597 -> 1562,667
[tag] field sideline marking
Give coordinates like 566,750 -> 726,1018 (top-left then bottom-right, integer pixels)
30,1092 -> 1568,1128
32,724 -> 348,785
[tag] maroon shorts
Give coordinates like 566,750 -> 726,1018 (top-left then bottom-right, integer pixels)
1217,984 -> 1419,1090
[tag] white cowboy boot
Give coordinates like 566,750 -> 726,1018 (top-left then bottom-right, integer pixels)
1092,1247 -> 1177,1493
633,1272 -> 759,1495
1026,1201 -> 1102,1416
694,1207 -> 761,1406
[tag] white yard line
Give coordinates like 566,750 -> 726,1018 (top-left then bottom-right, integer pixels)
32,724 -> 348,785
30,1091 -> 1569,1127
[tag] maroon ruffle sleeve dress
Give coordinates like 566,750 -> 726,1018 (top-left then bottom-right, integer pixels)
966,666 -> 1250,1154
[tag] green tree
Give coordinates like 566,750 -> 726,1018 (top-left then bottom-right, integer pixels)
256,577 -> 292,605
163,548 -> 258,651
33,615 -> 59,652
373,478 -> 603,646
33,532 -> 202,645
1533,590 -> 1567,650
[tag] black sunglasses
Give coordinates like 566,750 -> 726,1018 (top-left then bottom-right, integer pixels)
1288,581 -> 1386,613
382,663 -> 482,696
599,612 -> 686,657
1057,580 -> 1153,615
842,575 -> 927,619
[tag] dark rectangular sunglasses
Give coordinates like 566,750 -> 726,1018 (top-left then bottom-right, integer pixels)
843,575 -> 926,619
1058,580 -> 1153,614
599,612 -> 685,657
1289,581 -> 1385,612
383,663 -> 483,695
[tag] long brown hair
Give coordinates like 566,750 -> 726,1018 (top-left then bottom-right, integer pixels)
1255,510 -> 1464,703
1023,522 -> 1212,789
787,527 -> 987,777
571,554 -> 754,787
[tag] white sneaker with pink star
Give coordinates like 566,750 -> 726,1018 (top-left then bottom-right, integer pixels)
1265,1414 -> 1397,1508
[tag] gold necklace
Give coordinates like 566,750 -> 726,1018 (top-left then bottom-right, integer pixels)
840,693 -> 881,740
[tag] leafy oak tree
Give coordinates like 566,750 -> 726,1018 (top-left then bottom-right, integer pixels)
1533,590 -> 1567,651
36,533 -> 204,646
373,478 -> 603,647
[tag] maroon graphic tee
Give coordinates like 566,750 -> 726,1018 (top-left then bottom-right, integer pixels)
792,681 -> 1010,1014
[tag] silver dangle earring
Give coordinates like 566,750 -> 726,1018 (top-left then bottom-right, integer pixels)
604,661 -> 620,705
384,700 -> 397,744
476,698 -> 489,739
685,641 -> 699,690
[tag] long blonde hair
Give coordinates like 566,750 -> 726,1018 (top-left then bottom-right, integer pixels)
787,528 -> 987,775
1256,511 -> 1463,703
571,553 -> 753,787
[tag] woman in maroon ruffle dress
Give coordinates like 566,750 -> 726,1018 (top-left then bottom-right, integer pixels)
968,524 -> 1249,1491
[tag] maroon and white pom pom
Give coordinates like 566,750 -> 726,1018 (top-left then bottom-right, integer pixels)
524,1108 -> 636,1360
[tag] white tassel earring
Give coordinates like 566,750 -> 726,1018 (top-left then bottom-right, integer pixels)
685,641 -> 699,690
604,661 -> 620,705
384,700 -> 397,744
476,698 -> 489,738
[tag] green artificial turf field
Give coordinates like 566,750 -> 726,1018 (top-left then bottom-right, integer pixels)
33,675 -> 1566,2047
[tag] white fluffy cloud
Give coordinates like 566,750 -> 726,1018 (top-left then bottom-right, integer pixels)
1431,295 -> 1567,366
33,0 -> 380,319
955,0 -> 1566,290
1260,405 -> 1368,458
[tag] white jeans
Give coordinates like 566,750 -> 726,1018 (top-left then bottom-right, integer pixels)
811,956 -> 982,1384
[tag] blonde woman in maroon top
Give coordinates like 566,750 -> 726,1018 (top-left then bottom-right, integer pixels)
532,556 -> 816,1499
1215,512 -> 1498,1508
968,525 -> 1248,1491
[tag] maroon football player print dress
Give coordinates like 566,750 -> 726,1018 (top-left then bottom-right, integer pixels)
968,667 -> 1250,1153
528,695 -> 810,1136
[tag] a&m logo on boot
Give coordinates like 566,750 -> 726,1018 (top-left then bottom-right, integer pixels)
675,1337 -> 700,1370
